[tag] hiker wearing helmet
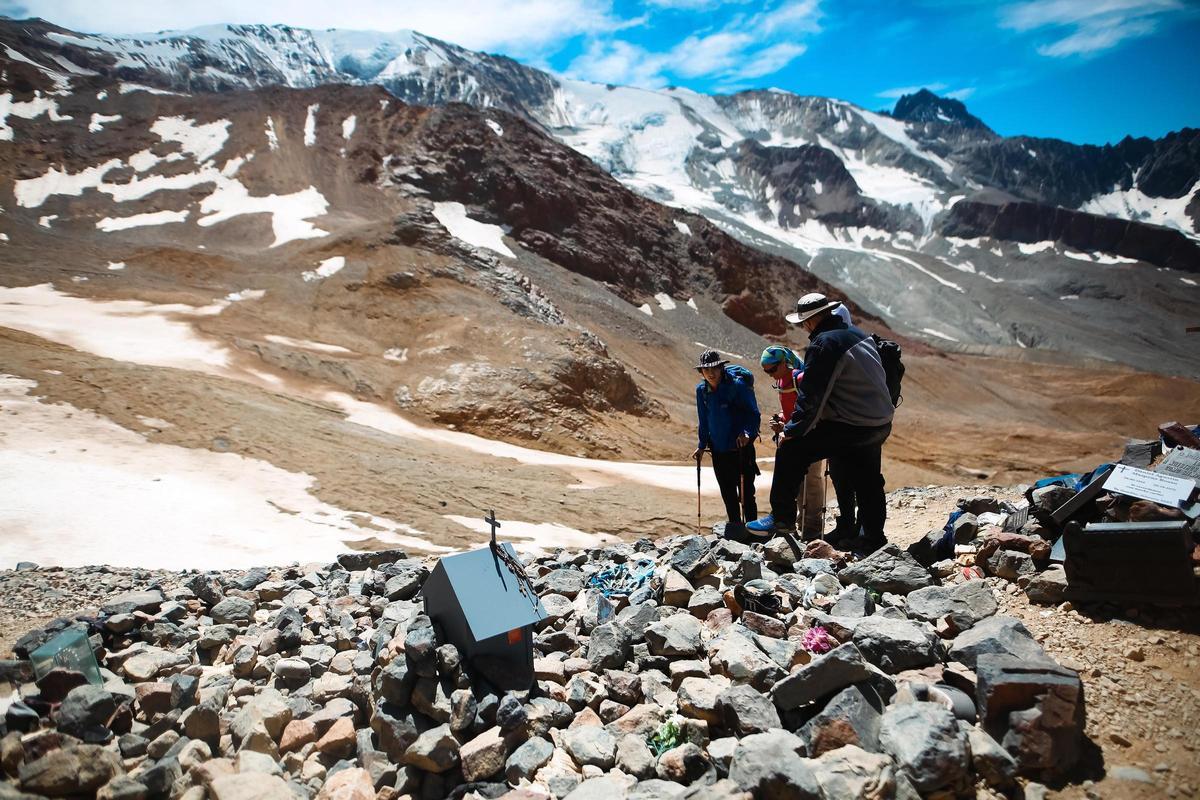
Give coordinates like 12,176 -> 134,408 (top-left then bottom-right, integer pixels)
747,293 -> 894,555
760,345 -> 828,541
691,349 -> 761,531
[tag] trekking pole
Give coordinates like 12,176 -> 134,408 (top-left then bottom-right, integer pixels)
696,450 -> 703,535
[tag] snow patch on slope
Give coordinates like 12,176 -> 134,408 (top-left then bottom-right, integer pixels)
1081,181 -> 1200,237
432,202 -> 514,257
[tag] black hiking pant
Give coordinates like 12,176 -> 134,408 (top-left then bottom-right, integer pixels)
712,444 -> 758,525
828,456 -> 858,536
769,422 -> 890,539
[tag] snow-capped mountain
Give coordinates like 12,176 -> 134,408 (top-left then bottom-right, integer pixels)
2,16 -> 1198,376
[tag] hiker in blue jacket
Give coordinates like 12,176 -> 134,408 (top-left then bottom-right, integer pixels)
691,349 -> 761,529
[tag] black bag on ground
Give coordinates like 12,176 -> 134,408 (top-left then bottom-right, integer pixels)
870,334 -> 904,406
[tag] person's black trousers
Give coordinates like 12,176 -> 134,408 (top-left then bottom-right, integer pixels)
711,444 -> 758,524
827,456 -> 858,535
769,422 -> 890,537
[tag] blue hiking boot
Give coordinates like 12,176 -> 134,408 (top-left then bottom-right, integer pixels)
745,514 -> 776,532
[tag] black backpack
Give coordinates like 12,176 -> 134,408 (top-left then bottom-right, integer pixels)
870,334 -> 905,407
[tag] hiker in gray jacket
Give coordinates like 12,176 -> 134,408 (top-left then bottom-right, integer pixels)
747,294 -> 894,554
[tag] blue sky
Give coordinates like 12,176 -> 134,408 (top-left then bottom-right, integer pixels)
9,0 -> 1199,144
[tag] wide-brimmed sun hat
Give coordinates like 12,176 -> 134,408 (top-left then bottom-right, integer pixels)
785,292 -> 841,325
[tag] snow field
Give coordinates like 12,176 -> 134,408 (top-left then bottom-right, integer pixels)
432,202 -> 514,258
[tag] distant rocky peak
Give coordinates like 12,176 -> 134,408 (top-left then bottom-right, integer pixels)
892,88 -> 991,132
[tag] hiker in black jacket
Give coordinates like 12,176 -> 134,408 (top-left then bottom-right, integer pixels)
746,293 -> 894,553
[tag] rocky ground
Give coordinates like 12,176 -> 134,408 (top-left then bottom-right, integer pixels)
1,484 -> 1196,800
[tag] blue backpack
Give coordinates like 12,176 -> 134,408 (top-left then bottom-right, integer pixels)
725,364 -> 754,386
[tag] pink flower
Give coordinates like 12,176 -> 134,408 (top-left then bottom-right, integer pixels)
801,625 -> 836,654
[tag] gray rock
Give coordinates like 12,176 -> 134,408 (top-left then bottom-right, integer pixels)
879,702 -> 969,795
450,688 -> 477,734
830,586 -> 875,618
905,580 -> 997,629
975,653 -> 1085,781
906,529 -> 946,568
97,775 -> 150,800
952,513 -> 979,542
230,688 -> 292,743
716,684 -> 780,736
728,730 -> 821,799
1031,485 -> 1074,513
404,618 -> 438,677
1024,566 -> 1068,606
563,726 -> 616,769
384,568 -> 427,601
371,704 -> 418,761
564,776 -> 630,800
711,632 -> 786,691
985,549 -> 1037,581
56,685 -> 118,743
670,536 -> 717,580
402,723 -> 459,773
771,642 -> 873,711
687,586 -> 725,618
378,658 -> 413,706
588,622 -> 633,672
208,773 -> 296,800
628,779 -> 688,799
101,590 -> 165,616
798,684 -> 883,756
505,736 -> 555,783
272,658 -> 311,687
966,725 -> 1018,788
678,676 -> 725,724
811,744 -> 896,799
615,733 -> 655,779
793,559 -> 835,578
851,616 -> 939,673
18,745 -> 123,796
337,549 -> 407,570
645,614 -> 703,658
541,569 -> 586,598
947,616 -> 1046,669
838,544 -> 936,595
209,596 -> 254,625
656,741 -> 709,783
411,676 -> 453,723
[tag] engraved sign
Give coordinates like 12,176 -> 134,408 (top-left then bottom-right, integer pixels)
1104,464 -> 1194,508
1157,446 -> 1200,490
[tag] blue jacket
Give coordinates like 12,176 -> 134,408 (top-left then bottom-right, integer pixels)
696,370 -> 760,453
784,316 -> 894,439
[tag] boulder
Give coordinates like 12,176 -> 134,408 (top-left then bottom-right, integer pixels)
984,549 -> 1037,582
670,536 -> 717,580
563,726 -> 616,769
830,586 -> 875,618
588,622 -> 633,672
904,580 -> 997,629
402,724 -> 459,773
337,549 -> 407,570
838,545 -> 935,595
1024,566 -> 1068,606
656,742 -> 709,784
811,744 -> 896,799
798,684 -> 883,756
711,632 -> 786,691
645,614 -> 703,658
460,726 -> 509,782
771,643 -> 873,711
18,744 -> 123,797
947,616 -> 1046,669
506,736 -> 555,783
101,590 -> 165,616
966,725 -> 1018,788
975,654 -> 1085,781
879,702 -> 969,795
56,685 -> 118,743
315,767 -> 374,800
716,683 -> 781,736
208,773 -> 295,800
209,596 -> 254,625
540,569 -> 586,598
615,733 -> 655,779
851,617 -> 939,673
728,730 -> 822,799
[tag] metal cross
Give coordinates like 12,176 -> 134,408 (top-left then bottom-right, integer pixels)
485,509 -> 501,548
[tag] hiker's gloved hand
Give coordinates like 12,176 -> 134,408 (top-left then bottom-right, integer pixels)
691,448 -> 703,462
769,417 -> 785,434
736,434 -> 750,448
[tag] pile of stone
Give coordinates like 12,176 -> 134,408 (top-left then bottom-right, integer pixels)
0,533 -> 1089,800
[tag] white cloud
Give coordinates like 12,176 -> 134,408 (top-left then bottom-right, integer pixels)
567,39 -> 670,87
568,0 -> 817,86
877,82 -> 948,99
19,0 -> 628,57
1000,0 -> 1185,57
945,87 -> 976,100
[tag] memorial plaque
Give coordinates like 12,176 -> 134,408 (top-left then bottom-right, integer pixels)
1104,464 -> 1194,508
1157,446 -> 1200,490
